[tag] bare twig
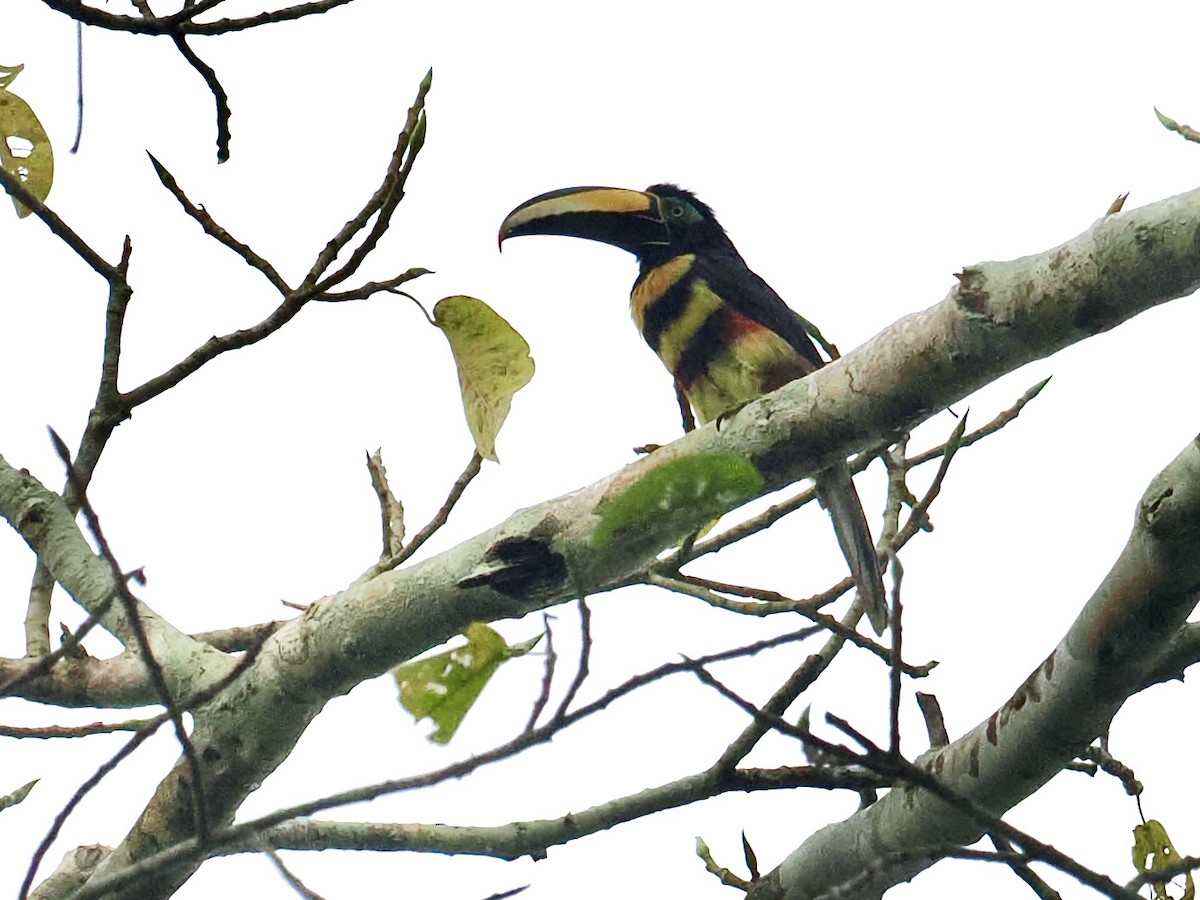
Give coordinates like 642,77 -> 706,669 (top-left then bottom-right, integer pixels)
0,718 -> 157,739
318,268 -> 431,303
0,167 -> 120,278
365,450 -> 405,562
20,725 -> 158,900
360,453 -> 483,580
907,378 -> 1048,468
65,628 -> 817,899
38,0 -> 357,36
148,154 -> 288,291
304,70 -> 431,294
265,850 -> 328,900
914,692 -> 949,748
47,429 -> 211,842
169,33 -> 232,160
887,550 -> 905,756
523,612 -> 556,733
554,597 -> 592,720
650,573 -> 934,677
989,832 -> 1063,900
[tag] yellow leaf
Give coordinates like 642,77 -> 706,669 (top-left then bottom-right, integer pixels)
0,65 -> 54,218
1133,819 -> 1194,900
433,296 -> 534,462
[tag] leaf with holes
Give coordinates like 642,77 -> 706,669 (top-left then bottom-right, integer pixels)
1132,818 -> 1194,900
0,64 -> 53,218
394,623 -> 541,744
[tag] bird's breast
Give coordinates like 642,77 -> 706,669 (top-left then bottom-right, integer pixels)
630,256 -> 813,423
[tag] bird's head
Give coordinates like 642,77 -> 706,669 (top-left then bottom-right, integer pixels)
498,184 -> 734,268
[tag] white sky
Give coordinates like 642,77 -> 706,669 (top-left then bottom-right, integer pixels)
4,2 -> 1200,898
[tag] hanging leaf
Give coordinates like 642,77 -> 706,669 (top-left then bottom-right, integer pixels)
393,622 -> 541,744
432,296 -> 534,462
0,64 -> 54,218
1133,819 -> 1194,900
593,453 -> 763,551
0,779 -> 37,812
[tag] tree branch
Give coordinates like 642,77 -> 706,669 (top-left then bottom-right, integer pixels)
37,0 -> 356,35
747,434 -> 1200,899
33,182 -> 1200,898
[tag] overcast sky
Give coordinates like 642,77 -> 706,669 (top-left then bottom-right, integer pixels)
4,2 -> 1200,898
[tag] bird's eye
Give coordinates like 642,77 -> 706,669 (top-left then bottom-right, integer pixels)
670,205 -> 684,218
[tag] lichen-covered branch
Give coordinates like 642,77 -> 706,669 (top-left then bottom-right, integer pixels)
747,435 -> 1200,900
22,182 -> 1200,897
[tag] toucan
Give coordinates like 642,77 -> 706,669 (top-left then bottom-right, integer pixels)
498,184 -> 887,634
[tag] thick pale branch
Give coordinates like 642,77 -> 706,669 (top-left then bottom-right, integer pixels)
748,434 -> 1200,900
60,185 -> 1200,898
0,459 -> 235,697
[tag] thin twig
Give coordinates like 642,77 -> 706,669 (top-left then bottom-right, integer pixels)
304,71 -> 431,294
317,268 -> 431,302
0,718 -> 157,739
169,33 -> 231,160
19,725 -> 157,900
65,627 -> 816,899
38,0 -> 357,36
265,849 -> 328,900
523,612 -> 556,733
907,378 -> 1049,468
0,167 -> 118,278
990,832 -> 1063,900
47,429 -> 211,842
360,453 -> 483,580
651,573 -> 934,677
147,154 -> 288,291
553,597 -> 592,720
70,20 -> 84,152
887,551 -> 904,756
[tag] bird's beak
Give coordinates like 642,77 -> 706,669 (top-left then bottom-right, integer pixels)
498,186 -> 669,252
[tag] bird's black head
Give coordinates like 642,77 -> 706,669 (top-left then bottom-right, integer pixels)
498,183 -> 738,270
638,183 -> 735,266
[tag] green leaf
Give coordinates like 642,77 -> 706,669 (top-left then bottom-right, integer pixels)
1133,819 -> 1194,900
593,453 -> 764,550
433,296 -> 535,462
393,622 -> 541,744
0,65 -> 54,218
0,779 -> 37,812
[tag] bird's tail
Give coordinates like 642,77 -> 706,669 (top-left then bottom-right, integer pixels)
815,464 -> 887,635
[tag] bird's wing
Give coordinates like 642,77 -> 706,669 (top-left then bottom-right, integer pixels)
693,254 -> 826,370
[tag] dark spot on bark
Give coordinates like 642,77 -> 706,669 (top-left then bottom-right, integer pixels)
954,266 -> 989,314
458,519 -> 567,599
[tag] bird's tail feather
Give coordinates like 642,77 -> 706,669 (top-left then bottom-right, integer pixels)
815,464 -> 887,635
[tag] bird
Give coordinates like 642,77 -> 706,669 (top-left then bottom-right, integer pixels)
497,184 -> 887,634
